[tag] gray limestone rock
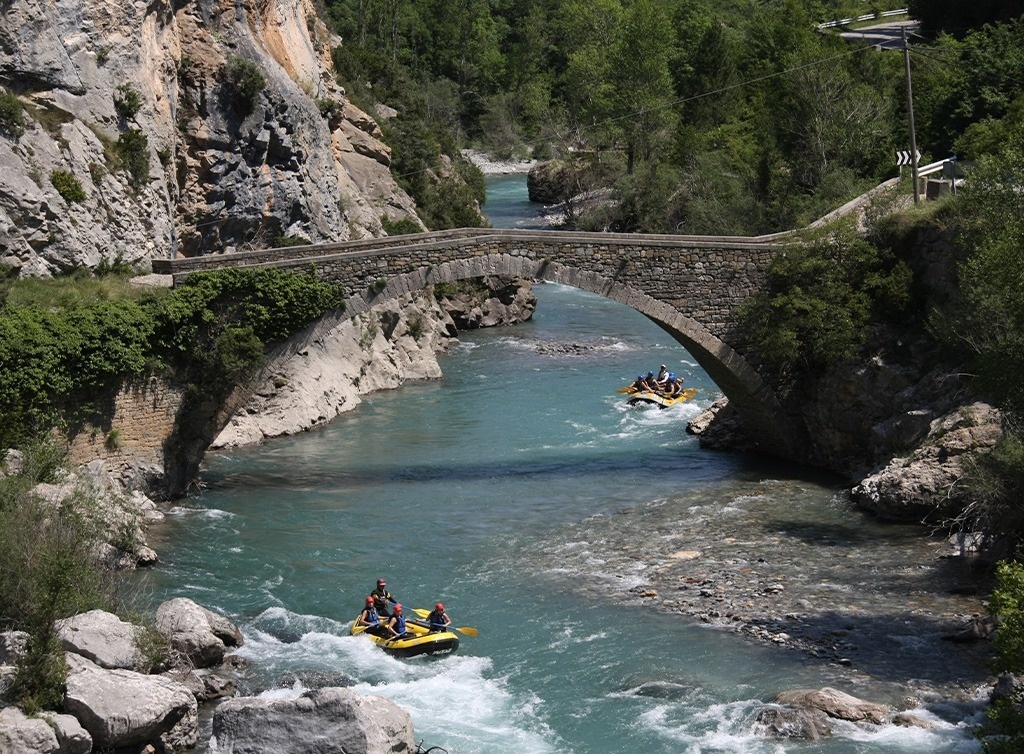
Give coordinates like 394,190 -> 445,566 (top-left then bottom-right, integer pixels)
774,687 -> 890,725
0,0 -> 422,276
38,712 -> 92,754
155,598 -> 243,669
752,704 -> 833,739
0,631 -> 30,664
851,403 -> 1003,521
62,653 -> 198,751
0,706 -> 62,754
55,609 -> 142,670
212,686 -> 414,754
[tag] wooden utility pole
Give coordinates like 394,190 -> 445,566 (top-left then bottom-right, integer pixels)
902,26 -> 921,204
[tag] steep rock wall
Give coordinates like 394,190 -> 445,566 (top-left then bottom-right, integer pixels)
0,0 -> 419,276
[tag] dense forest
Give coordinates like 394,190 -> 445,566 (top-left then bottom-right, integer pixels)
320,0 -> 1023,234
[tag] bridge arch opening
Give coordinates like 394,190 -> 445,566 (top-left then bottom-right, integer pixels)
341,254 -> 802,459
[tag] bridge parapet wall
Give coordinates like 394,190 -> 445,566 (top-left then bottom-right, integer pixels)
155,230 -> 786,350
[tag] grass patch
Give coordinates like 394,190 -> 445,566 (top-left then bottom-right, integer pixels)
4,272 -> 163,310
21,101 -> 74,138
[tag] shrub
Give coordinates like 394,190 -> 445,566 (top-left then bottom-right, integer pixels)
380,215 -> 423,236
0,300 -> 155,447
114,129 -> 150,187
982,560 -> 1024,752
104,427 -> 122,451
0,459 -> 111,712
0,267 -> 346,447
274,235 -> 310,247
149,267 -> 346,396
223,56 -> 267,116
955,429 -> 1024,559
0,89 -> 26,139
94,253 -> 133,278
739,233 -> 913,379
316,98 -> 342,119
50,169 -> 86,203
113,83 -> 142,120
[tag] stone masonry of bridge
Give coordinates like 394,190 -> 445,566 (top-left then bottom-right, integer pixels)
152,228 -> 805,458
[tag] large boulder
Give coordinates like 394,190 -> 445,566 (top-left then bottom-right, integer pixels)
774,687 -> 890,725
752,705 -> 833,739
38,712 -> 92,754
0,630 -> 29,664
851,402 -> 1004,521
212,686 -> 414,754
62,654 -> 198,751
55,609 -> 142,670
438,276 -> 537,330
0,706 -> 62,754
155,598 -> 243,669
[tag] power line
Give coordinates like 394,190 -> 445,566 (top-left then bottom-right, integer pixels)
190,39 -> 886,231
391,42 -> 880,183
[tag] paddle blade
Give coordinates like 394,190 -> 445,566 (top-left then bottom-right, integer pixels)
615,387 -> 634,394
682,388 -> 698,400
455,626 -> 478,637
412,608 -> 431,618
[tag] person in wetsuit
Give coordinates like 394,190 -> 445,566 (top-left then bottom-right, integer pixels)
370,578 -> 397,617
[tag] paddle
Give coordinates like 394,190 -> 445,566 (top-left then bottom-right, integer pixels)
616,386 -> 635,394
412,608 -> 479,637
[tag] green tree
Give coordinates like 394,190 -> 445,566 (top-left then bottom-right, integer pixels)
943,148 -> 1024,415
556,0 -> 623,148
914,19 -> 1024,157
609,0 -> 677,173
740,233 -> 912,378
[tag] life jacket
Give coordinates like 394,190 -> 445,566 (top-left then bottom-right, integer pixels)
428,611 -> 447,631
371,588 -> 392,611
391,613 -> 406,635
362,607 -> 379,626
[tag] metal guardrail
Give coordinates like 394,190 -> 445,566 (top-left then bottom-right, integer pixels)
817,8 -> 908,30
916,159 -> 947,178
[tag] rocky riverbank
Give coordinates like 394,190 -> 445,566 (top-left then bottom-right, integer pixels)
544,462 -> 994,706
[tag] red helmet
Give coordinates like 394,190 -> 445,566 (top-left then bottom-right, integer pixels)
435,603 -> 444,611
365,596 -> 374,605
393,604 -> 403,612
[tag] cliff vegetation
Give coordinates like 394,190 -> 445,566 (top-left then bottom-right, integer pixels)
0,267 -> 346,449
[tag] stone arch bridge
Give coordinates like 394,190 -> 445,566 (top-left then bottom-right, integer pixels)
153,227 -> 803,459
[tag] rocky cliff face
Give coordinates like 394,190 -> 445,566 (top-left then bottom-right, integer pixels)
0,0 -> 420,276
215,277 -> 537,448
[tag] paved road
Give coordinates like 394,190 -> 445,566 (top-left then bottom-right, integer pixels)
837,19 -> 921,50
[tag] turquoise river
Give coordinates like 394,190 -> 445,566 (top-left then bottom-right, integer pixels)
141,175 -> 989,753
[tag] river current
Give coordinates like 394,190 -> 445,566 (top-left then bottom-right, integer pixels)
141,176 -> 989,753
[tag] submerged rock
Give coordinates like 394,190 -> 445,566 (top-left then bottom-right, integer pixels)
752,704 -> 833,739
774,687 -> 890,725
